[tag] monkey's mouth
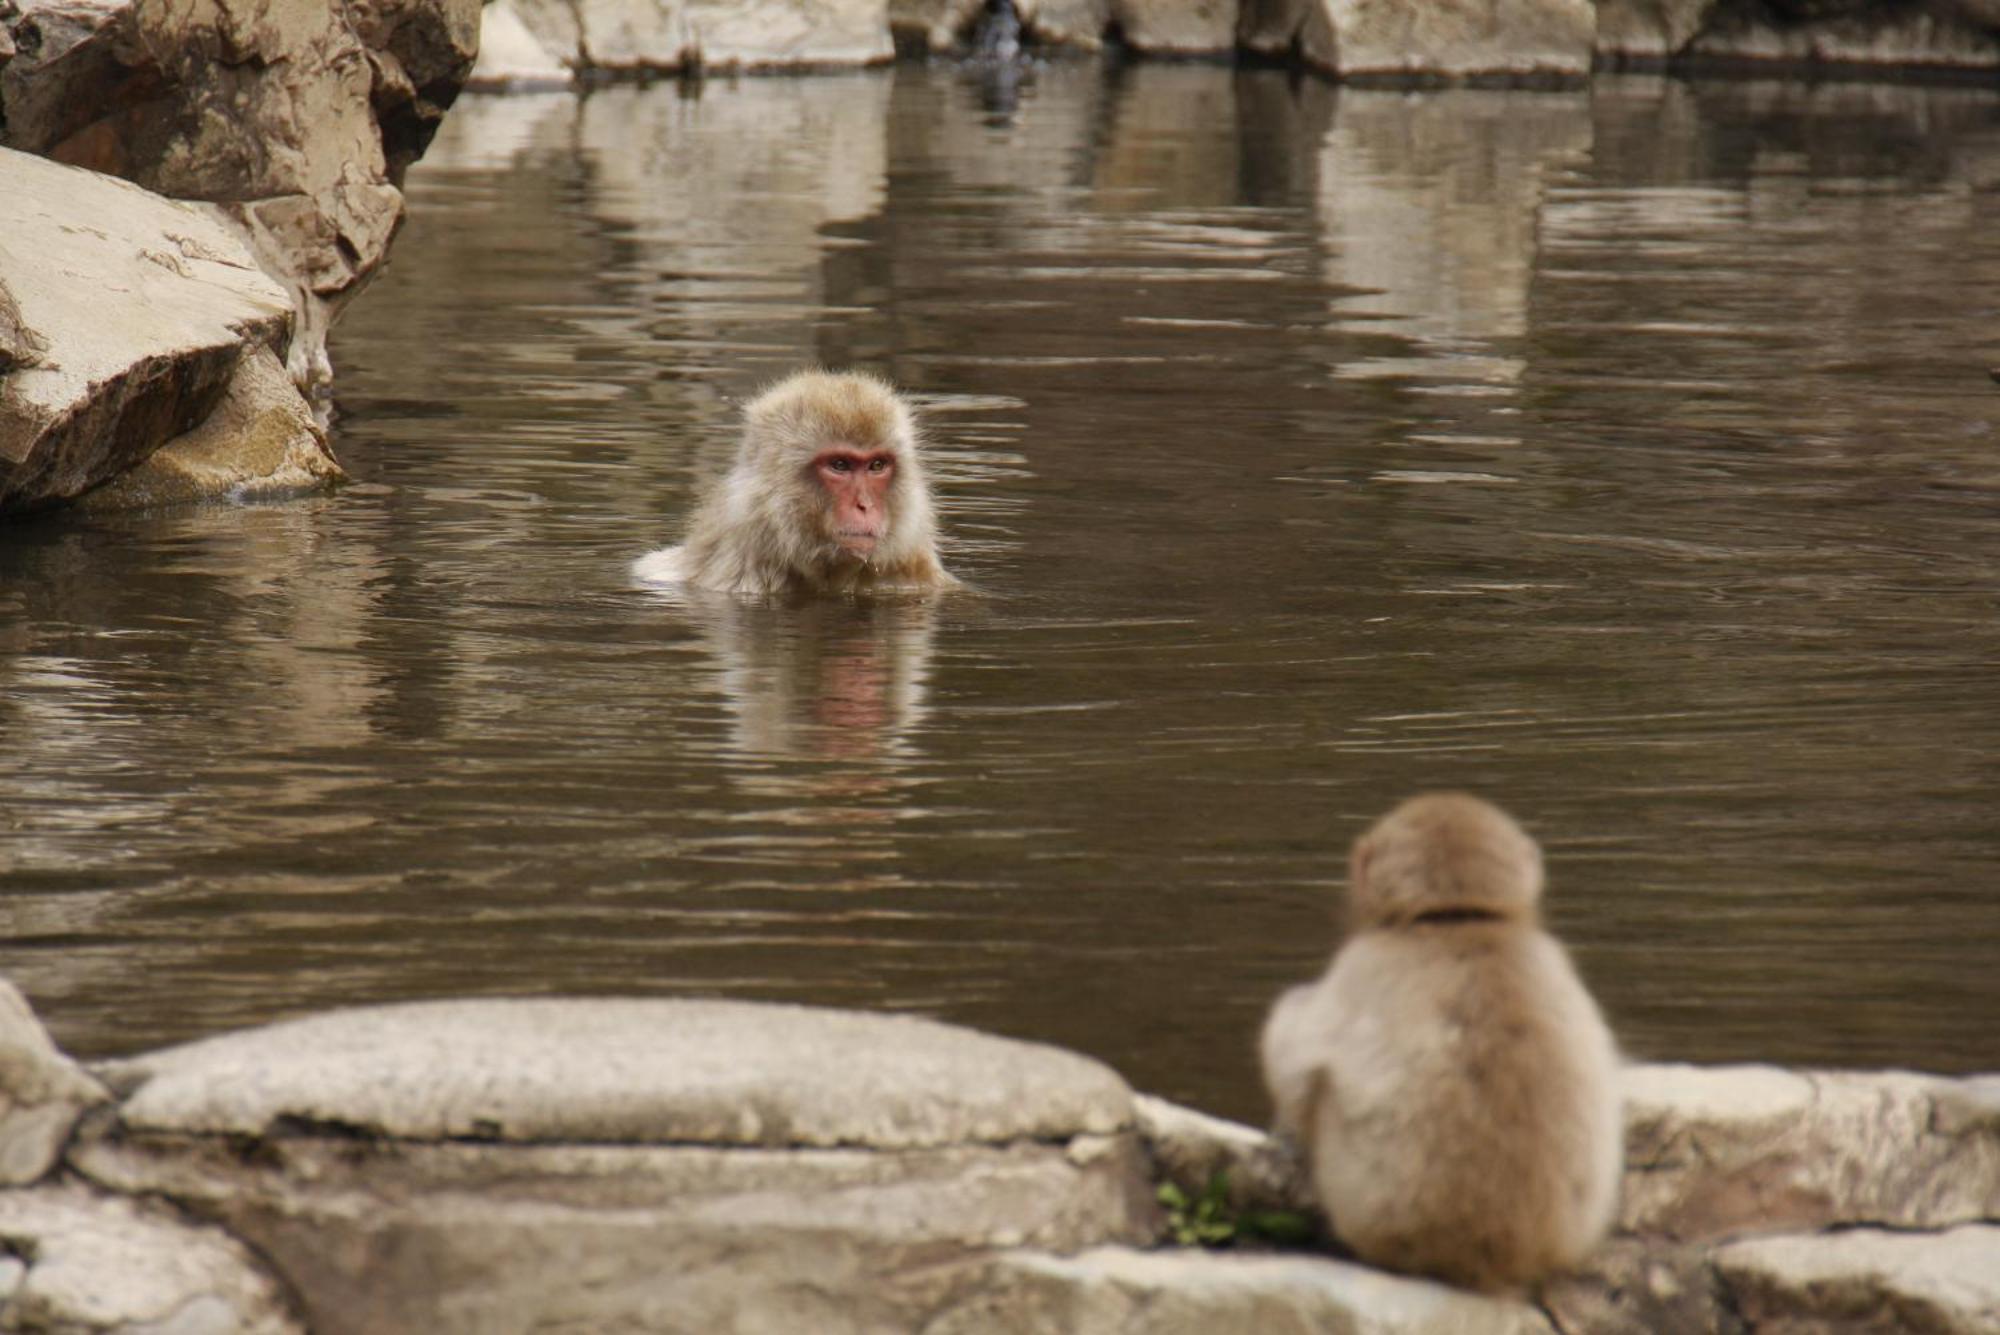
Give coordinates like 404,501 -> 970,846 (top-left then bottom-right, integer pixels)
834,529 -> 881,556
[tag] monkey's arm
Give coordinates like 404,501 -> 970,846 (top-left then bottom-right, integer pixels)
1259,983 -> 1335,1139
632,546 -> 689,585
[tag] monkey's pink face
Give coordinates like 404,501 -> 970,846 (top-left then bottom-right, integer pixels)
813,448 -> 895,556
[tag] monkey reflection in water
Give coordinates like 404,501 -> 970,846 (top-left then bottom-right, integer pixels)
1260,793 -> 1623,1294
702,597 -> 938,773
634,370 -> 953,780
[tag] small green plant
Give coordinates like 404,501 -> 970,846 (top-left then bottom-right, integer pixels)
1157,1170 -> 1318,1250
1158,1171 -> 1237,1247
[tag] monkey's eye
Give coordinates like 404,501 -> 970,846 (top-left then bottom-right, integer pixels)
825,457 -> 853,473
867,458 -> 890,474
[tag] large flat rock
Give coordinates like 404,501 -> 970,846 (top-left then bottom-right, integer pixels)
0,147 -> 293,510
99,997 -> 1135,1147
72,1135 -> 1160,1335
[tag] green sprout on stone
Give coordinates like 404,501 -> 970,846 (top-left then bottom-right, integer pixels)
1158,1170 -> 1317,1250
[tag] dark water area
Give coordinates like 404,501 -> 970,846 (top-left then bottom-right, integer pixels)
4,65 -> 2000,1123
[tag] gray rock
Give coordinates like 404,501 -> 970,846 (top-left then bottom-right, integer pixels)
888,0 -> 979,52
0,981 -> 108,1186
0,148 -> 296,511
100,997 -> 1135,1146
1023,0 -> 1119,47
0,1183 -> 301,1334
73,1134 -> 1159,1335
1619,1064 -> 2000,1241
1243,0 -> 1595,75
1114,0 -> 1239,52
0,0 -> 480,402
1714,1224 -> 2000,1334
0,1 -> 127,160
1238,0 -> 1324,57
923,1246 -> 1560,1334
1594,0 -> 1722,58
1541,1237 -> 1737,1335
75,347 -> 343,510
1686,5 -> 2000,65
512,0 -> 895,73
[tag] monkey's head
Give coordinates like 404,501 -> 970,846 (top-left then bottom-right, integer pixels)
1346,792 -> 1543,929
738,370 -> 938,576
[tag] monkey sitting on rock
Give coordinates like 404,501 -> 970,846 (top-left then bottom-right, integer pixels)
634,370 -> 957,597
1259,792 -> 1623,1293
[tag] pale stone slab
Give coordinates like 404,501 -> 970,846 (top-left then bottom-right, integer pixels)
73,1130 -> 1160,1335
924,1246 -> 1560,1334
1715,1224 -> 2000,1334
0,1183 -> 301,1334
102,998 -> 1134,1147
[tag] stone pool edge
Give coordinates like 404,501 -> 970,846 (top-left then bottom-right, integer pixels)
0,983 -> 1995,1333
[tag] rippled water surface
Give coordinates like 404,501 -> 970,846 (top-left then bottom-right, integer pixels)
5,67 -> 2000,1120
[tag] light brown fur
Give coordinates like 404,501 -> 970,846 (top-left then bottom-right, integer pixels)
1259,793 -> 1623,1293
633,370 -> 956,597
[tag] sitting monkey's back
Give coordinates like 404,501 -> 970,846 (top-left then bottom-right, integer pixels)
1260,793 -> 1622,1292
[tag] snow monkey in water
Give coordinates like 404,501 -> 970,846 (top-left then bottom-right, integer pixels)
633,370 -> 956,596
1259,793 -> 1623,1293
